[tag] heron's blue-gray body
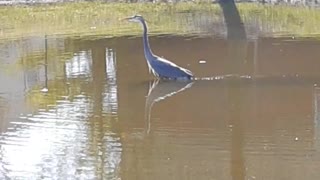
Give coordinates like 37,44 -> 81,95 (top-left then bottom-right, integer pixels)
132,16 -> 193,80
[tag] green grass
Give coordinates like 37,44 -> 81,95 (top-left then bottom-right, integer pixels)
0,2 -> 320,39
238,3 -> 320,37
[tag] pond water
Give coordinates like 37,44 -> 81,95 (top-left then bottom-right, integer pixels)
1,16 -> 320,180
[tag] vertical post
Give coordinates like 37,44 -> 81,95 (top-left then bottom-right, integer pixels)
44,35 -> 48,91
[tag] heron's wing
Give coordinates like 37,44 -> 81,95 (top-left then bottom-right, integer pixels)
151,56 -> 193,78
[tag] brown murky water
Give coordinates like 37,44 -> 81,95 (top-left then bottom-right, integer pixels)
1,33 -> 320,180
1,2 -> 320,179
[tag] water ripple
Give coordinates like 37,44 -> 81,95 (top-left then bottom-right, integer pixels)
0,94 -> 121,180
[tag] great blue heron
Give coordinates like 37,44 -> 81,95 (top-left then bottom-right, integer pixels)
124,15 -> 194,80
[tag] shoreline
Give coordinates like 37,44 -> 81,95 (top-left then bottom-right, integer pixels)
0,2 -> 319,39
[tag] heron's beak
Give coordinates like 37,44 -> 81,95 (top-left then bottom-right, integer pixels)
120,17 -> 132,21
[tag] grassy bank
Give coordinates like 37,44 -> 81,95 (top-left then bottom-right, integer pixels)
0,2 -> 320,39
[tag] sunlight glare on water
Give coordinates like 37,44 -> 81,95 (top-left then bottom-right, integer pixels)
0,39 -> 121,179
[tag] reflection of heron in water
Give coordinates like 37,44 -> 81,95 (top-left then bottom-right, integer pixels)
145,79 -> 194,134
124,15 -> 194,80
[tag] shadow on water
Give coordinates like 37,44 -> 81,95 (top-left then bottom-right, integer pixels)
219,0 -> 246,179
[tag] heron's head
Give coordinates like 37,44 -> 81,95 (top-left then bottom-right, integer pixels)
124,15 -> 145,23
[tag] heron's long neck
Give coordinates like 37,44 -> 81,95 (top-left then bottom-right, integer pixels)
141,20 -> 153,59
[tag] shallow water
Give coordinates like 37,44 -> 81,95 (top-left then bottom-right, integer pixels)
0,34 -> 320,180
1,3 -> 320,180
